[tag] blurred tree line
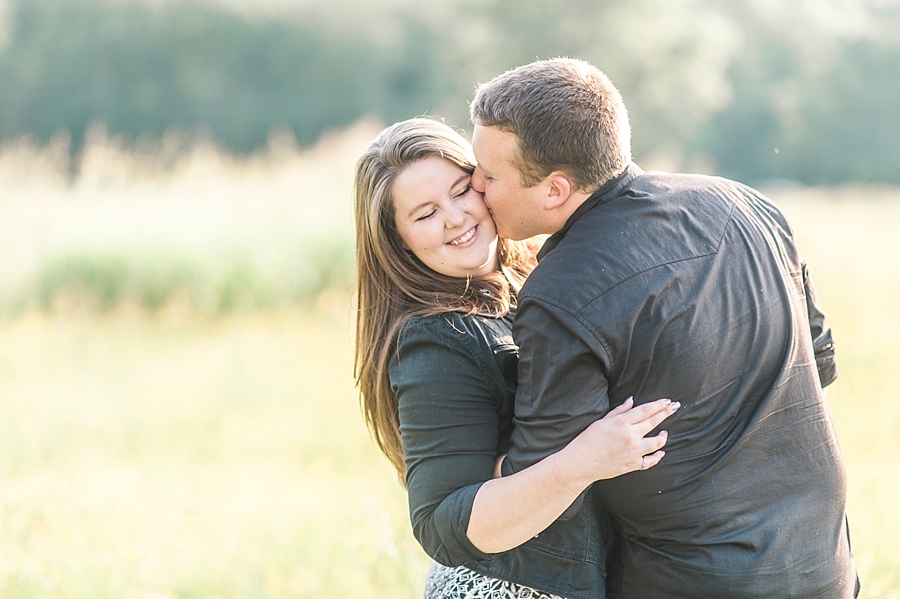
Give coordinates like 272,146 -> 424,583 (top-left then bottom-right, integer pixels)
0,0 -> 898,185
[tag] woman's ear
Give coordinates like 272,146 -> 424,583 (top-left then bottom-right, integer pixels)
544,172 -> 573,210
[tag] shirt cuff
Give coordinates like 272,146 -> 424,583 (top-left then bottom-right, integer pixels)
429,482 -> 495,566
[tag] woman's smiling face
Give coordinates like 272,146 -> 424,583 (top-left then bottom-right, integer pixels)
393,156 -> 499,279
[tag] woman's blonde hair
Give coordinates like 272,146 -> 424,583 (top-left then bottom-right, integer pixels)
354,117 -> 536,480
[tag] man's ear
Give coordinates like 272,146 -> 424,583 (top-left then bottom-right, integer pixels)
544,172 -> 574,210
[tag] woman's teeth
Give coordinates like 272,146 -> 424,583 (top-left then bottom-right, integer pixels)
448,227 -> 476,245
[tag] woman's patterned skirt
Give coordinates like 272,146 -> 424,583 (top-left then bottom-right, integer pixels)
423,562 -> 566,599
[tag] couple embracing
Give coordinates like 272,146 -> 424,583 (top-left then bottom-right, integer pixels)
354,58 -> 859,599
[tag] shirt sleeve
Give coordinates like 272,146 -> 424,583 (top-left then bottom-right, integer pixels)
502,298 -> 612,476
389,318 -> 502,566
802,262 -> 838,387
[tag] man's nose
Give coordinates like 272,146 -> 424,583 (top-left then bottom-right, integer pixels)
471,166 -> 486,193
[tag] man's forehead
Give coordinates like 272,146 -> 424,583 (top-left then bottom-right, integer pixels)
472,125 -> 518,164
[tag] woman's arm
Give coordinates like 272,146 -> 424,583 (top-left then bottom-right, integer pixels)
391,316 -> 678,564
393,318 -> 509,566
467,396 -> 678,553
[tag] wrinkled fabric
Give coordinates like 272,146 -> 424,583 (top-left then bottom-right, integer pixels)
390,312 -> 607,599
505,163 -> 858,598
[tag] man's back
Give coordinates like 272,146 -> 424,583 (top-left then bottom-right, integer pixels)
508,165 -> 857,598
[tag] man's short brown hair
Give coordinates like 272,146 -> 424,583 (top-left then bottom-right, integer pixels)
470,58 -> 631,192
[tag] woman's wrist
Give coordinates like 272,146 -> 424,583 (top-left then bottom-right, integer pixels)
547,444 -> 592,499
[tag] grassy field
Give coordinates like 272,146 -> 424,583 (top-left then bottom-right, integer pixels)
0,129 -> 898,597
0,306 -> 433,598
0,122 -> 380,315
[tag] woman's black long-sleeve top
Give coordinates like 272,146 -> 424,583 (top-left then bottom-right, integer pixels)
389,311 -> 608,599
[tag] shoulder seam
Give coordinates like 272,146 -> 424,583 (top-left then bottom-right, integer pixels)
523,200 -> 736,314
397,314 -> 499,388
518,295 -> 615,373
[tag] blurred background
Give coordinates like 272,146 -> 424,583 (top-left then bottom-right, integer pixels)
0,0 -> 898,597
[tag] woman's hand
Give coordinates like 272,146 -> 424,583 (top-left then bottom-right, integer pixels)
551,397 -> 680,496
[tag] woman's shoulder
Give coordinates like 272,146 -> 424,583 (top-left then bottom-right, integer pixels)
399,312 -> 515,353
391,312 -> 518,403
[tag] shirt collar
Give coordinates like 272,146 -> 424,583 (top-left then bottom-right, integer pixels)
536,162 -> 643,261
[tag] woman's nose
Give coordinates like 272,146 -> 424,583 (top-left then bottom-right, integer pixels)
444,200 -> 467,228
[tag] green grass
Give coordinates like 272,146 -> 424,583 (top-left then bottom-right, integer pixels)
27,243 -> 352,314
0,307 -> 431,598
0,123 -> 373,316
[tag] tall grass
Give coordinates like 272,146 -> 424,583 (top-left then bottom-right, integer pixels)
0,130 -> 897,597
0,122 -> 379,315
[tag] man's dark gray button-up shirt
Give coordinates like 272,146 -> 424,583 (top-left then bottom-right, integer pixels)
504,163 -> 857,598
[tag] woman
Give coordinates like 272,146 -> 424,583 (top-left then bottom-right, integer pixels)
354,118 -> 678,599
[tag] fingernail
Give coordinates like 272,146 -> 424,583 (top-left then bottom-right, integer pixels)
672,401 -> 681,410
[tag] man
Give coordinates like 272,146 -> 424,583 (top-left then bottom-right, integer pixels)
470,58 -> 858,598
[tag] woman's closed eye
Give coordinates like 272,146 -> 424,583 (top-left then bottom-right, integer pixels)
415,208 -> 437,221
453,183 -> 472,199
